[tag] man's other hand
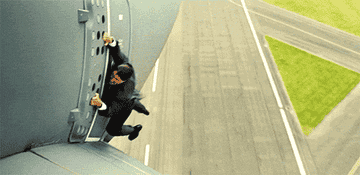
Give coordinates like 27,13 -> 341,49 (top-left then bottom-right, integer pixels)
103,32 -> 113,46
90,93 -> 103,107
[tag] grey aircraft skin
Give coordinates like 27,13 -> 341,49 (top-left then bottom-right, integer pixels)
0,0 -> 181,173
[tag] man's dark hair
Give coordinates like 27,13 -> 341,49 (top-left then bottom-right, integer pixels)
116,64 -> 133,81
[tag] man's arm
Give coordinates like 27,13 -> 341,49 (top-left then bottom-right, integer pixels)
97,101 -> 112,117
99,102 -> 107,110
91,93 -> 110,116
107,39 -> 129,65
98,99 -> 128,118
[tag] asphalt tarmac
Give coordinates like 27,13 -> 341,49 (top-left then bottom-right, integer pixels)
245,0 -> 360,174
109,0 -> 360,174
245,0 -> 360,74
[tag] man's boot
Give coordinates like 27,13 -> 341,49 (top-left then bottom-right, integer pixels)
128,124 -> 142,141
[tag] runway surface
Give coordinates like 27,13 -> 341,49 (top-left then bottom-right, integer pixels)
245,0 -> 360,74
109,0 -> 360,174
244,0 -> 360,174
111,1 -> 308,174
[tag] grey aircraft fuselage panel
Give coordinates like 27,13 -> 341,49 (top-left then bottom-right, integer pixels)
1,0 -> 86,159
0,0 -> 182,164
0,142 -> 162,174
129,0 -> 182,90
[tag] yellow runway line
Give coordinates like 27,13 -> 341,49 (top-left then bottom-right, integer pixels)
348,156 -> 360,175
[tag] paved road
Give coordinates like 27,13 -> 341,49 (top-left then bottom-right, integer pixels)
109,1 -> 320,174
244,0 -> 360,74
307,83 -> 360,175
109,0 -> 360,174
243,0 -> 360,174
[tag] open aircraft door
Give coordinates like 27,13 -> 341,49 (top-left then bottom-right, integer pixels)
68,0 -> 130,143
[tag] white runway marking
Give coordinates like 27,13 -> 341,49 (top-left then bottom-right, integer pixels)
348,156 -> 360,175
228,0 -> 306,174
152,59 -> 160,92
144,144 -> 150,166
228,0 -> 284,110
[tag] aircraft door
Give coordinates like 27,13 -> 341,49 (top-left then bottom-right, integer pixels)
68,0 -> 131,142
68,0 -> 110,142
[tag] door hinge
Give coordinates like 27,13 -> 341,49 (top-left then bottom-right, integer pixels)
68,108 -> 81,124
78,9 -> 89,23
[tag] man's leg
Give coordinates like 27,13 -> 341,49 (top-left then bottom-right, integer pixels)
133,99 -> 150,115
106,124 -> 142,141
106,116 -> 134,136
103,132 -> 114,142
120,125 -> 135,135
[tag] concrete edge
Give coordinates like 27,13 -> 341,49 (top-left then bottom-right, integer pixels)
260,34 -> 319,174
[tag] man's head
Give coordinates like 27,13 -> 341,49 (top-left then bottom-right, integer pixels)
110,64 -> 133,85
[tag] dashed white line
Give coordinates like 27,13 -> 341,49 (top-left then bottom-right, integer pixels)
144,144 -> 150,166
152,59 -> 160,92
228,0 -> 307,174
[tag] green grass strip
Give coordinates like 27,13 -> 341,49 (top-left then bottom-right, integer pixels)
265,36 -> 360,135
262,0 -> 360,37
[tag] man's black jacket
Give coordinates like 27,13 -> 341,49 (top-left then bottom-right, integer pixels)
98,40 -> 136,124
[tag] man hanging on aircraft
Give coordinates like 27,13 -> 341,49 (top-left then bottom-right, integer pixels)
90,32 -> 149,141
